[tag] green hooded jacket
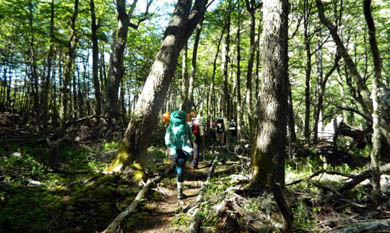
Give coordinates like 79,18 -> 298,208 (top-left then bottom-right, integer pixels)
165,110 -> 194,157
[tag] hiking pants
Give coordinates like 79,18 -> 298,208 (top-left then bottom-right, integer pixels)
175,149 -> 187,182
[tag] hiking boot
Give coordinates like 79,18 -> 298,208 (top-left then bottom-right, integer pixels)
177,188 -> 187,199
177,182 -> 187,199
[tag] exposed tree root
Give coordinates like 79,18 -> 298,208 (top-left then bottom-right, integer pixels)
268,174 -> 294,232
187,156 -> 218,233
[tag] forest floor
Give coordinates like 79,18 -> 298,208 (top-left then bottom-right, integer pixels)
2,132 -> 390,233
132,160 -> 210,233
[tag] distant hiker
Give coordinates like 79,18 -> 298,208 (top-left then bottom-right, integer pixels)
215,117 -> 225,146
164,110 -> 194,199
229,119 -> 237,138
191,111 -> 203,169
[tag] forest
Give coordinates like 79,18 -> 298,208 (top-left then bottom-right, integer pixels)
1,0 -> 390,232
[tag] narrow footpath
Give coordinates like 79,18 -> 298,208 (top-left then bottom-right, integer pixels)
132,160 -> 212,233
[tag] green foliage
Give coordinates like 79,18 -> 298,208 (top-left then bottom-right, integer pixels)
0,142 -> 143,233
102,141 -> 119,152
292,198 -> 318,231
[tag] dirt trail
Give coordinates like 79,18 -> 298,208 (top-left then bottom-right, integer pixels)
132,160 -> 211,233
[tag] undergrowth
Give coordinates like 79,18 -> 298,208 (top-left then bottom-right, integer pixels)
0,140 -> 382,233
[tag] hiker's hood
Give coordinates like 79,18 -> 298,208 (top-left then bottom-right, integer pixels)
170,110 -> 186,126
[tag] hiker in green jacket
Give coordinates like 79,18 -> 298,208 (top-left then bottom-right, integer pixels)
164,110 -> 194,199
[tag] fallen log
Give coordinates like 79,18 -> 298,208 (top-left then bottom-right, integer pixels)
287,163 -> 390,193
326,220 -> 390,233
100,179 -> 153,233
338,163 -> 390,193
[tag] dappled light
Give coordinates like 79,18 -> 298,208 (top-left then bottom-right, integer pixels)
1,0 -> 390,232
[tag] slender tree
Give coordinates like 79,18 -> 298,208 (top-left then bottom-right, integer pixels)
222,0 -> 232,119
41,0 -> 55,134
60,0 -> 79,124
245,0 -> 261,138
235,0 -> 243,139
90,0 -> 102,117
303,0 -> 313,143
363,0 -> 382,206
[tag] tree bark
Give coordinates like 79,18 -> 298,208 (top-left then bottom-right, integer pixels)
363,0 -> 382,206
245,0 -> 260,139
104,0 -> 138,121
181,43 -> 189,111
106,0 -> 209,176
60,0 -> 79,124
41,0 -> 55,134
207,26 -> 225,129
182,18 -> 203,112
303,0 -> 313,144
222,0 -> 231,119
250,0 -> 289,189
90,0 -> 102,117
236,1 -> 243,139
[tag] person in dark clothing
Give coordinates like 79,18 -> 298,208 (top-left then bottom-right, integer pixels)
229,119 -> 237,138
215,117 -> 225,146
190,112 -> 203,169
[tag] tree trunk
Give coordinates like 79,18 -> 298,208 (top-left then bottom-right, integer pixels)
60,0 -> 79,124
41,0 -> 55,134
27,1 -> 40,122
181,42 -> 190,111
222,0 -> 231,118
106,0 -> 208,177
303,0 -> 313,143
250,0 -> 289,190
363,0 -> 382,206
245,0 -> 259,139
104,0 -> 138,121
236,1 -> 243,139
287,78 -> 296,143
90,0 -> 102,117
183,18 -> 203,112
207,26 -> 225,129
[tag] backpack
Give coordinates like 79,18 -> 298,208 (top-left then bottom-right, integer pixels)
165,110 -> 193,161
217,123 -> 224,133
192,123 -> 199,134
216,117 -> 224,133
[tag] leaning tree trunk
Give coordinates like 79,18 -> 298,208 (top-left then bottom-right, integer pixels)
106,0 -> 208,178
249,0 -> 289,190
